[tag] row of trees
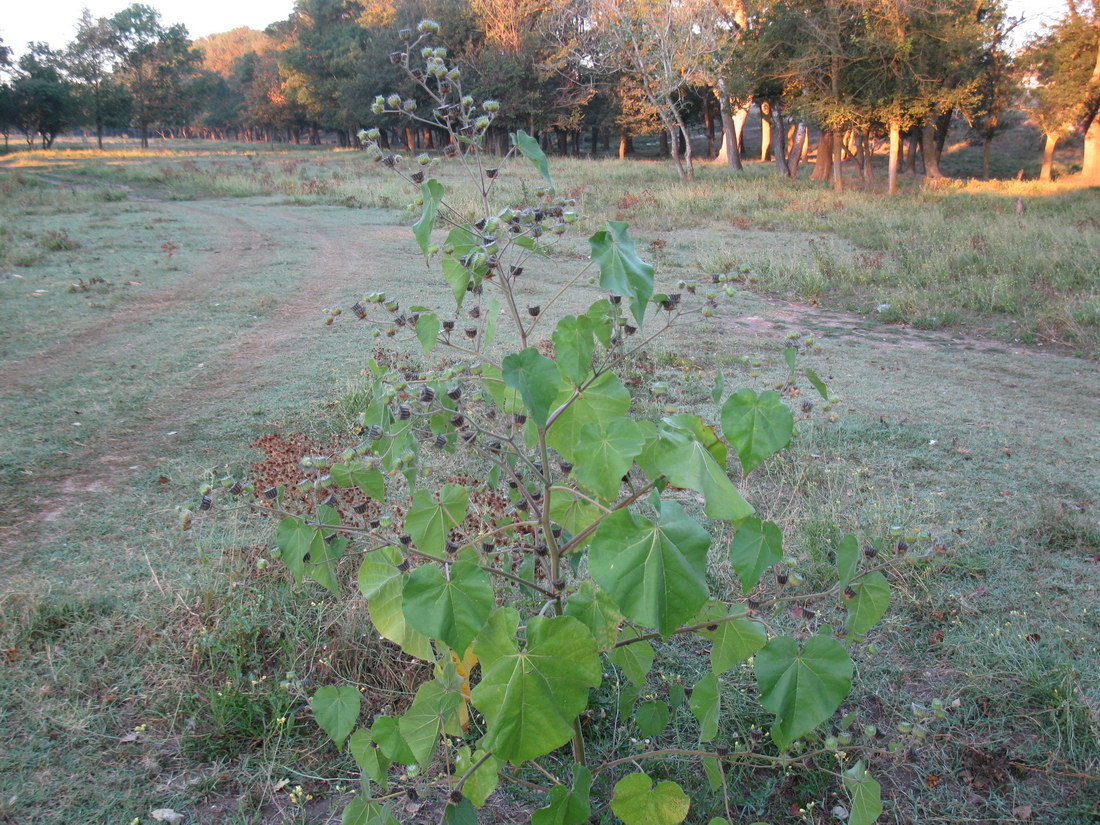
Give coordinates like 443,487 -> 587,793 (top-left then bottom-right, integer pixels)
1,0 -> 1098,186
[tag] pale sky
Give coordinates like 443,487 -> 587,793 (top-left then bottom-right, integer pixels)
1,1 -> 296,58
0,0 -> 1075,60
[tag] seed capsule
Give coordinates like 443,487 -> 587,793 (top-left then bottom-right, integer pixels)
623,324 -> 637,335
509,265 -> 523,278
527,305 -> 540,317
419,386 -> 436,403
465,327 -> 478,339
863,544 -> 878,559
609,294 -> 622,305
199,495 -> 213,511
411,171 -> 424,184
323,493 -> 338,507
450,414 -> 465,428
263,486 -> 278,500
470,306 -> 481,319
397,404 -> 411,420
368,424 -> 383,440
486,168 -> 499,179
228,481 -> 244,496
442,320 -> 454,332
559,461 -> 573,473
353,501 -> 369,514
390,51 -> 404,65
461,431 -> 476,444
844,586 -> 857,600
447,386 -> 462,400
399,533 -> 412,545
434,434 -> 447,448
535,543 -> 548,557
399,27 -> 412,41
776,570 -> 790,585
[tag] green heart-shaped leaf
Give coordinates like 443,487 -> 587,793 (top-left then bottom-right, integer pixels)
573,418 -> 645,500
589,501 -> 710,635
402,559 -> 492,654
755,635 -> 853,749
843,761 -> 883,825
847,572 -> 891,635
531,765 -> 592,825
358,547 -> 434,660
471,609 -> 601,764
610,773 -> 690,825
312,685 -> 361,751
589,221 -> 654,327
502,348 -> 564,428
404,484 -> 468,555
720,389 -> 794,474
728,517 -> 783,593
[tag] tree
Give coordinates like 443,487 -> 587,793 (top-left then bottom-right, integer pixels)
68,9 -> 121,149
12,44 -> 77,148
109,4 -> 199,147
970,5 -> 1019,179
591,0 -> 729,180
1023,1 -> 1100,182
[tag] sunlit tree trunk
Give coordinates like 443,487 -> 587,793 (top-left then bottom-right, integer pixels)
1081,38 -> 1100,182
714,79 -> 743,171
921,121 -> 943,179
769,101 -> 789,177
888,122 -> 901,195
787,122 -> 807,176
1040,133 -> 1058,182
812,131 -> 834,181
759,101 -> 772,161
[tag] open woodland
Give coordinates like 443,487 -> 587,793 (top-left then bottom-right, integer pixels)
1,2 -> 1099,825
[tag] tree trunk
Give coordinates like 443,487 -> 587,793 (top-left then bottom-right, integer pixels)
904,130 -> 919,175
888,122 -> 901,196
733,102 -> 749,156
659,129 -> 669,158
619,132 -> 633,159
921,121 -> 943,179
715,80 -> 743,171
769,102 -> 789,178
704,93 -> 715,158
759,101 -> 772,161
1040,133 -> 1058,182
982,135 -> 992,179
934,109 -> 953,165
812,131 -> 834,181
832,127 -> 844,192
1080,37 -> 1100,182
786,122 -> 807,177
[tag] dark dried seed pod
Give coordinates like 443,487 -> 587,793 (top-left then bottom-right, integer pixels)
395,314 -> 407,327
553,579 -> 566,591
411,67 -> 425,80
485,408 -> 496,419
669,293 -> 682,304
434,434 -> 447,448
559,461 -> 573,473
535,543 -> 548,556
486,167 -> 499,179
461,431 -> 476,444
801,401 -> 813,413
399,533 -> 412,545
351,302 -> 367,319
549,204 -> 564,217
514,499 -> 528,511
397,403 -> 411,420
711,272 -> 722,283
323,493 -> 338,507
419,386 -> 436,403
896,540 -> 909,553
474,218 -> 487,231
507,479 -> 518,489
531,489 -> 543,501
397,558 -> 411,573
482,541 -> 494,552
411,171 -> 424,184
661,300 -> 675,312
228,480 -> 244,496
445,540 -> 458,555
802,609 -> 816,619
609,294 -> 622,305
398,27 -> 413,41
623,324 -> 637,335
471,283 -> 483,295
382,154 -> 398,168
533,463 -> 543,474
683,685 -> 693,698
353,501 -> 369,514
369,518 -> 380,528
551,526 -> 562,538
438,81 -> 451,95
442,320 -> 455,332
464,327 -> 478,339
706,623 -> 719,631
509,265 -> 523,278
368,424 -> 383,440
450,414 -> 465,427
532,208 -> 544,222
389,51 -> 404,65
263,486 -> 278,500
488,440 -> 502,453
844,586 -> 857,600
199,495 -> 213,511
776,571 -> 790,585
443,143 -> 458,157
470,306 -> 481,319
447,386 -> 462,400
514,414 -> 527,425
863,544 -> 878,559
508,221 -> 522,233
716,744 -> 730,756
746,597 -> 761,612
527,305 -> 540,317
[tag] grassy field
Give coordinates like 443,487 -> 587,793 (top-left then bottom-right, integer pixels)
0,125 -> 1097,825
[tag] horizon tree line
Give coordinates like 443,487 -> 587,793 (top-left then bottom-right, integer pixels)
0,0 -> 1097,188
